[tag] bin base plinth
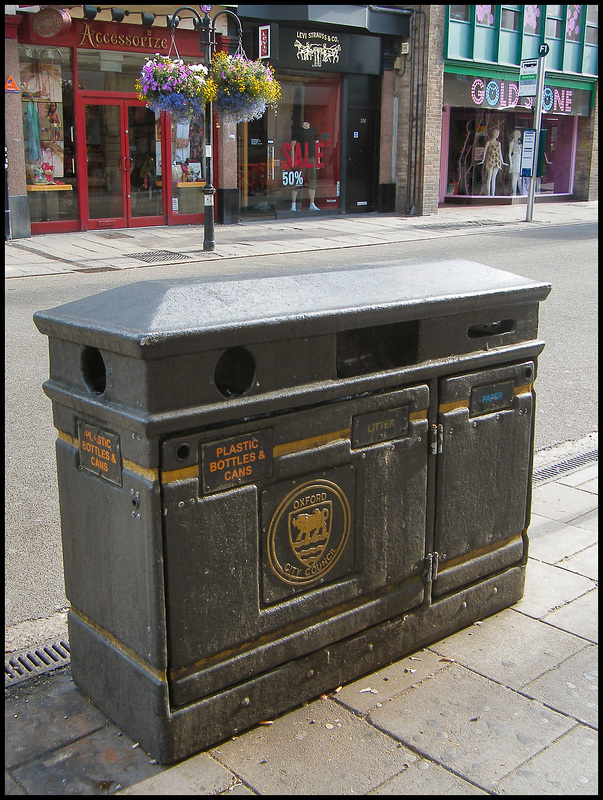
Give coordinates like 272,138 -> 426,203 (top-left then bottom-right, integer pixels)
69,565 -> 525,764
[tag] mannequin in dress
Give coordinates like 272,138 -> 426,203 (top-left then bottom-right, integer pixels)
508,129 -> 522,196
479,128 -> 507,196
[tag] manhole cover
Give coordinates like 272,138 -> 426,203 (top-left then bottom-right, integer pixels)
125,250 -> 192,263
5,640 -> 70,687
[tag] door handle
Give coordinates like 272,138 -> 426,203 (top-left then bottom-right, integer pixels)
268,146 -> 275,180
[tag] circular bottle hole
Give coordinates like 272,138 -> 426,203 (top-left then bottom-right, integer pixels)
175,443 -> 190,461
81,346 -> 107,394
524,366 -> 533,380
214,347 -> 255,398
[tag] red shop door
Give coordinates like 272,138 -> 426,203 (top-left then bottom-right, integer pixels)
79,96 -> 166,230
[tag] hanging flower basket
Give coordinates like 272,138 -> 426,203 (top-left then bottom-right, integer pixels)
136,54 -> 211,121
207,50 -> 281,125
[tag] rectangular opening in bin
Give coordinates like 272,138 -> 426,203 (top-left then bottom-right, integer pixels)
467,319 -> 514,338
336,321 -> 420,378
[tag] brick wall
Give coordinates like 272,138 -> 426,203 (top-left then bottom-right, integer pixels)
393,4 -> 445,216
573,85 -> 598,201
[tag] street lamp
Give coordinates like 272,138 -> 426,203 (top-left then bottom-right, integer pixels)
167,5 -> 243,251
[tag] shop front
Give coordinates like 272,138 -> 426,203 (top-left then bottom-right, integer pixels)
237,21 -> 384,219
440,69 -> 594,203
16,15 -> 210,235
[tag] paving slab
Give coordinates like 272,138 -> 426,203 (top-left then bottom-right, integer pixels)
427,609 -> 589,689
514,560 -> 596,619
531,482 -> 598,523
335,649 -> 452,716
11,725 -> 164,796
543,587 -> 598,643
117,752 -> 240,795
527,516 -> 598,563
493,725 -> 598,795
369,663 -> 575,791
558,464 -> 599,488
521,644 -> 598,727
209,698 -> 418,795
570,508 -> 598,533
5,670 -> 107,770
367,758 -> 488,794
558,544 -> 598,581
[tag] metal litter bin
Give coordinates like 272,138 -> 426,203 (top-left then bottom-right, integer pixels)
34,259 -> 550,763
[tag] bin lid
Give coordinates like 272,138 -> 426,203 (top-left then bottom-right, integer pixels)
33,259 -> 551,358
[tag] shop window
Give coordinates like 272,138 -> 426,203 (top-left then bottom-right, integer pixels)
474,5 -> 498,61
445,109 -> 575,199
170,113 -> 206,218
523,5 -> 542,35
499,6 -> 522,63
475,5 -> 496,27
583,6 -> 598,74
450,5 -> 471,22
545,7 -> 564,39
565,4 -> 583,41
585,5 -> 598,43
501,7 -> 520,31
237,71 -> 341,218
564,4 -> 585,71
20,46 -> 77,224
447,6 -> 473,59
76,49 -> 160,92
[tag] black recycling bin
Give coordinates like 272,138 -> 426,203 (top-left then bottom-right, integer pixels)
34,259 -> 550,763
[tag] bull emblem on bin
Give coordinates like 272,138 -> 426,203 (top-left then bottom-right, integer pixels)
289,502 -> 332,567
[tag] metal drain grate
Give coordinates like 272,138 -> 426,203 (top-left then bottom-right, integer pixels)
95,231 -> 134,239
5,640 -> 70,687
533,449 -> 598,485
125,250 -> 192,263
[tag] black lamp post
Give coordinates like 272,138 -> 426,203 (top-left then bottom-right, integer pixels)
167,5 -> 242,252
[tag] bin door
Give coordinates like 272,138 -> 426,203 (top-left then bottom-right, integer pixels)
432,361 -> 535,596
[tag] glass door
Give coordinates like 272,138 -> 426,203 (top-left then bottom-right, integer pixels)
82,100 -> 126,227
127,103 -> 164,224
80,97 -> 165,229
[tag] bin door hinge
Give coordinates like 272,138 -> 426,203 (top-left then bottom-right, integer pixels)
423,552 -> 439,583
429,424 -> 443,455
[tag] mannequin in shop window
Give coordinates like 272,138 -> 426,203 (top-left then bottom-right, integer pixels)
479,128 -> 508,196
508,129 -> 523,196
290,121 -> 320,211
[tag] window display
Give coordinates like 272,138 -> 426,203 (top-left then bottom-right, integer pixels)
170,113 -> 206,217
20,46 -> 77,222
446,108 -> 575,198
237,71 -> 341,218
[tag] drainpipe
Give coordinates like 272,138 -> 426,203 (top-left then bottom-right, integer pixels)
406,7 -> 427,216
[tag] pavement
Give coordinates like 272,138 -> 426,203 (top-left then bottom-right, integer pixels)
4,199 -> 599,279
5,200 -> 598,794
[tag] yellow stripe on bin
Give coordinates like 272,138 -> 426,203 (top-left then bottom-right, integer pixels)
273,428 -> 351,458
437,532 -> 524,573
438,398 -> 469,414
71,606 -> 167,682
57,429 -> 159,482
160,465 -> 198,484
439,383 -> 534,415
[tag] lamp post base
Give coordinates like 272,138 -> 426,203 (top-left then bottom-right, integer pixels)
203,185 -> 215,251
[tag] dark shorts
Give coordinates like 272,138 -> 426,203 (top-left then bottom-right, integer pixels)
303,166 -> 317,189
